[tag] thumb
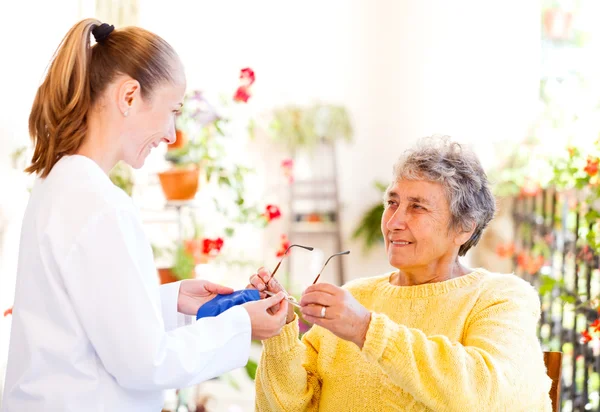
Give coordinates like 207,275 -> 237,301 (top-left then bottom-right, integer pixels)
261,291 -> 286,310
203,282 -> 234,295
272,297 -> 289,318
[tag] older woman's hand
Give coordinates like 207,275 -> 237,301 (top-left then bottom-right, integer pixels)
300,283 -> 371,349
248,268 -> 296,324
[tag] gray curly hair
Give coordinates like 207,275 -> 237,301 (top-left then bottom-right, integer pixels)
389,135 -> 496,256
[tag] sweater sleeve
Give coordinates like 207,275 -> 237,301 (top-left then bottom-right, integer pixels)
360,281 -> 552,411
255,316 -> 322,411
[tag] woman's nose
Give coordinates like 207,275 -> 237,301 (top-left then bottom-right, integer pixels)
164,127 -> 177,145
386,209 -> 407,231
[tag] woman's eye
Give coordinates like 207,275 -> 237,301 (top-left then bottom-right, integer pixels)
412,204 -> 425,210
386,200 -> 397,207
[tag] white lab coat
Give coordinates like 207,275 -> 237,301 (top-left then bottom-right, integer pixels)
1,155 -> 252,411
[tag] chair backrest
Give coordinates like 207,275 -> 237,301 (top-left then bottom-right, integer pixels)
544,351 -> 563,412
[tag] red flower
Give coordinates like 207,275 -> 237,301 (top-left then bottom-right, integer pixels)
584,157 -> 599,177
240,67 -> 256,85
591,319 -> 600,333
202,238 -> 225,255
581,330 -> 593,344
276,234 -> 290,258
496,242 -> 515,258
233,86 -> 252,103
264,204 -> 282,222
281,158 -> 294,183
520,178 -> 541,197
184,238 -> 224,264
3,307 -> 12,317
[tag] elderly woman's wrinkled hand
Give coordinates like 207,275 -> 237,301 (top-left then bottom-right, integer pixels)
300,283 -> 371,349
248,267 -> 296,323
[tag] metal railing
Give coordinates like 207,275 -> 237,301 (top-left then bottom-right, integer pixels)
511,188 -> 600,412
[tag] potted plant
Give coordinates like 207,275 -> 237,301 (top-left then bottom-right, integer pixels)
157,92 -> 216,201
352,181 -> 387,253
267,103 -> 353,150
158,69 -> 256,202
156,236 -> 225,284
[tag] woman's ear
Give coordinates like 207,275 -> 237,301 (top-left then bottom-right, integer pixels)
117,78 -> 141,116
454,221 -> 476,247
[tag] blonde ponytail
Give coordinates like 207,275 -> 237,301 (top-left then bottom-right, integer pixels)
27,18 -> 99,177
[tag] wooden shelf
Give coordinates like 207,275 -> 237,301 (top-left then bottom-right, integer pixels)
290,221 -> 338,234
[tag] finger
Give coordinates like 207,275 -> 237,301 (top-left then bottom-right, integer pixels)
257,267 -> 272,283
302,283 -> 340,296
250,274 -> 266,291
266,277 -> 286,294
260,291 -> 286,310
300,291 -> 336,307
203,282 -> 234,295
300,304 -> 334,319
272,298 -> 288,318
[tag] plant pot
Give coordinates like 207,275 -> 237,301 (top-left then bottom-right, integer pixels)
158,267 -> 179,284
168,130 -> 188,151
542,8 -> 572,40
158,166 -> 200,201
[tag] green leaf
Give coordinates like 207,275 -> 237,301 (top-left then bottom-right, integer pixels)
560,294 -> 577,304
352,201 -> 385,253
539,275 -> 558,296
245,359 -> 258,380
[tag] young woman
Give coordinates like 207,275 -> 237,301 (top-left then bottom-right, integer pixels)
2,18 -> 288,411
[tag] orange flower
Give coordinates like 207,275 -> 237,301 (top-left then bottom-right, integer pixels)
496,242 -> 515,258
3,307 -> 12,317
581,330 -> 593,344
584,157 -> 599,177
591,319 -> 600,333
567,146 -> 576,158
520,178 -> 541,197
516,252 -> 544,275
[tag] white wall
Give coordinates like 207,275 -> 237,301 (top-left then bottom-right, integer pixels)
138,0 -> 541,282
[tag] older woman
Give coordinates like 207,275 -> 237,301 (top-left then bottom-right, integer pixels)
250,135 -> 552,411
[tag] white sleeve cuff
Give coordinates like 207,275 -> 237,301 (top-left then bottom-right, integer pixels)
159,280 -> 183,331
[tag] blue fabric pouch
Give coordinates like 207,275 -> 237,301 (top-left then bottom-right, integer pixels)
196,289 -> 261,319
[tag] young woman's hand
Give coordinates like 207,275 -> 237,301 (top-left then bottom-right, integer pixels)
177,279 -> 234,315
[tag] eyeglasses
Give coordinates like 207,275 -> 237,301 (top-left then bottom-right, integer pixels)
266,245 -> 350,307
311,250 -> 350,284
270,244 -> 314,279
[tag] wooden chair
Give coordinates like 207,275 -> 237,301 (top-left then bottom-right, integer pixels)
544,351 -> 563,412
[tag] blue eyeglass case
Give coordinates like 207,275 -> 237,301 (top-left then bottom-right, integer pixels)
196,289 -> 261,319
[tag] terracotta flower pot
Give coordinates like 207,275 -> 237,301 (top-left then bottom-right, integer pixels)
157,167 -> 200,201
158,267 -> 179,284
168,130 -> 188,151
542,8 -> 572,40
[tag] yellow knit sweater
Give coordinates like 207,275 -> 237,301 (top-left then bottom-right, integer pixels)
255,269 -> 552,411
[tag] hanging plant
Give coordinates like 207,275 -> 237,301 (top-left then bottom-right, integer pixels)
268,103 -> 353,150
